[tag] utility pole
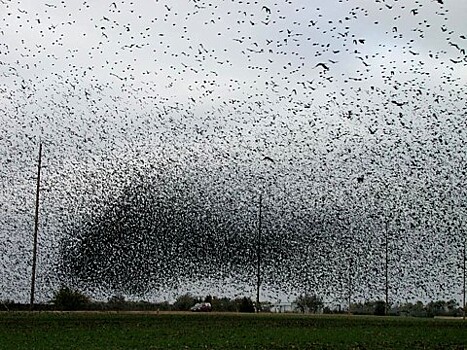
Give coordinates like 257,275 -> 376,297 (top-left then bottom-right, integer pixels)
463,233 -> 466,321
30,142 -> 42,310
385,220 -> 389,316
348,256 -> 352,315
256,192 -> 262,312
255,155 -> 274,312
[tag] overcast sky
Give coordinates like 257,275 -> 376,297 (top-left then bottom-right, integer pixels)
0,0 -> 466,303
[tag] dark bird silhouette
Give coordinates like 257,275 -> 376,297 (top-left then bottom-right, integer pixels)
391,100 -> 408,107
262,6 -> 271,14
314,62 -> 329,71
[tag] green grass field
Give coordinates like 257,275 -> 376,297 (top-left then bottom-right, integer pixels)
0,312 -> 466,349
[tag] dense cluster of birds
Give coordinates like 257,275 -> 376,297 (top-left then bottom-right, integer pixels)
0,0 -> 466,304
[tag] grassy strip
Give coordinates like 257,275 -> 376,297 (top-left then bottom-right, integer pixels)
0,312 -> 465,349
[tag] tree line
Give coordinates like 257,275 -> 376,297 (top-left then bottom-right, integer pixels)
2,286 -> 465,317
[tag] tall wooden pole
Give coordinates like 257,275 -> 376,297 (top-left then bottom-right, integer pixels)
385,220 -> 389,316
348,256 -> 352,315
30,142 -> 42,310
463,234 -> 465,321
256,192 -> 262,312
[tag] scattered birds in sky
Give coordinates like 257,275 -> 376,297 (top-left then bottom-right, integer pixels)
0,0 -> 466,305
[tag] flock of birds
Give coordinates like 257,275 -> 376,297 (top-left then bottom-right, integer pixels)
0,0 -> 466,305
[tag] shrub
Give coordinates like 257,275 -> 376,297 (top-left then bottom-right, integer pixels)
237,297 -> 255,313
374,300 -> 386,316
51,286 -> 90,311
173,293 -> 201,311
210,297 -> 237,312
294,293 -> 324,313
107,294 -> 126,310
